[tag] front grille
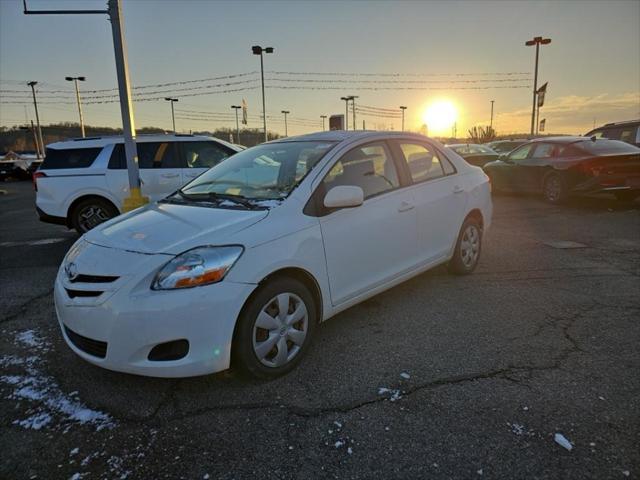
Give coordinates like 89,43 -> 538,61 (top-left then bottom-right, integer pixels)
69,274 -> 118,284
64,325 -> 107,358
65,288 -> 103,299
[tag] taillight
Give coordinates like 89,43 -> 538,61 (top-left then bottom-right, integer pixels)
33,171 -> 46,191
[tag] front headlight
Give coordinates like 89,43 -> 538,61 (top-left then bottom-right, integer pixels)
152,245 -> 243,290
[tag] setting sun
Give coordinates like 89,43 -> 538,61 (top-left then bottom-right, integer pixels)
422,100 -> 458,135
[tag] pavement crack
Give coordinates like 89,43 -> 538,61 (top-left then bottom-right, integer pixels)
0,288 -> 53,324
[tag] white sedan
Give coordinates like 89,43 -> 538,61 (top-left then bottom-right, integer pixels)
55,131 -> 492,378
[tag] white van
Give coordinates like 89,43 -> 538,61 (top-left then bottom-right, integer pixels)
35,134 -> 241,232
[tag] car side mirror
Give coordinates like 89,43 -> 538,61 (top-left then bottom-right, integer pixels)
499,154 -> 511,163
323,185 -> 364,209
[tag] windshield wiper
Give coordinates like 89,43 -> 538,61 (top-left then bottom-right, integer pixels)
177,190 -> 264,209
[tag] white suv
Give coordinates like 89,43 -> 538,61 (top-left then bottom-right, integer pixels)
35,134 -> 241,233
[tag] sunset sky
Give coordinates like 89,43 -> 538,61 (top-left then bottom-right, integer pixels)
1,0 -> 639,137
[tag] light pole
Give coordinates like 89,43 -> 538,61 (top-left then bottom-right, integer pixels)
340,96 -> 353,130
525,36 -> 551,135
252,45 -> 274,143
231,105 -> 241,143
281,110 -> 290,137
164,97 -> 178,133
27,81 -> 44,159
320,115 -> 327,131
351,95 -> 359,131
490,100 -> 495,129
65,76 -> 86,137
399,106 -> 407,131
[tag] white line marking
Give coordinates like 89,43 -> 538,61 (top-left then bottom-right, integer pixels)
0,237 -> 69,248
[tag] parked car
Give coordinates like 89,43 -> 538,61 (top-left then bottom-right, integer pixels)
483,136 -> 640,203
35,134 -> 241,233
485,139 -> 529,154
585,120 -> 640,147
446,143 -> 500,167
0,152 -> 42,181
54,131 -> 492,379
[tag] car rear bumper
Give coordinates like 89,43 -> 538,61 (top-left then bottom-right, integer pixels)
572,174 -> 640,195
36,206 -> 68,227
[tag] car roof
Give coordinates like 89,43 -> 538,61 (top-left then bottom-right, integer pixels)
528,136 -> 592,145
600,119 -> 640,128
447,143 -> 485,148
46,133 -> 238,150
268,130 -> 436,144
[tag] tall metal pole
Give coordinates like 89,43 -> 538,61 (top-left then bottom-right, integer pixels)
231,105 -> 241,143
281,110 -> 289,137
108,0 -> 145,210
30,120 -> 41,159
73,79 -> 85,137
399,106 -> 407,131
27,82 -> 44,159
320,115 -> 327,131
170,101 -> 175,133
490,100 -> 494,129
341,96 -> 352,130
351,96 -> 358,131
260,53 -> 267,142
531,42 -> 539,136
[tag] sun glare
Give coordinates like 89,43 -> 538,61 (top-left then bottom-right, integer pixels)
422,100 -> 458,135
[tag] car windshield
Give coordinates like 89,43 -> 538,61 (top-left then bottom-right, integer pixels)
577,139 -> 640,155
179,141 -> 336,201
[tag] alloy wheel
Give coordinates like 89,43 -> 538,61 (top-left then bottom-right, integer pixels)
252,292 -> 308,368
545,176 -> 562,202
78,205 -> 112,232
460,225 -> 480,268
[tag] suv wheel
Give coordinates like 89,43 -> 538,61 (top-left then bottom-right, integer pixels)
71,198 -> 118,234
233,277 -> 317,379
543,173 -> 568,204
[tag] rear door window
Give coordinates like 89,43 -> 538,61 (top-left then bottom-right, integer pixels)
109,142 -> 180,169
398,143 -> 446,183
41,147 -> 102,169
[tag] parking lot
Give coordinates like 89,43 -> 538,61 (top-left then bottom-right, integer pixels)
1,180 -> 639,479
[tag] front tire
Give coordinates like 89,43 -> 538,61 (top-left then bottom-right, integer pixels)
71,198 -> 119,234
232,277 -> 317,379
449,216 -> 482,275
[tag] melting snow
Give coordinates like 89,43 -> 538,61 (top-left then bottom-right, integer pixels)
400,372 -> 410,379
378,387 -> 403,401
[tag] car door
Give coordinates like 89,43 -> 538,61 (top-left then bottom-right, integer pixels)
105,142 -> 183,205
180,140 -> 236,185
523,143 -> 560,191
392,140 -> 467,262
317,141 -> 419,306
496,143 -> 535,191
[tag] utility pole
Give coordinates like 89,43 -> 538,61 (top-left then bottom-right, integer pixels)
320,115 -> 327,131
281,110 -> 290,137
525,36 -> 551,135
65,76 -> 86,137
351,96 -> 359,131
340,96 -> 353,130
24,0 -> 148,211
231,105 -> 241,143
27,81 -> 44,159
490,100 -> 495,129
252,45 -> 274,143
399,106 -> 407,131
164,97 -> 178,133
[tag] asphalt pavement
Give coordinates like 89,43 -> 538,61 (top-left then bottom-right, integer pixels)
1,180 -> 639,480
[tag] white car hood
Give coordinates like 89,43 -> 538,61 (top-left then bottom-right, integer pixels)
84,202 -> 269,255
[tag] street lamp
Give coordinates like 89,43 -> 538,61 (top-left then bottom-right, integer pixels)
281,110 -> 290,137
164,97 -> 178,133
231,105 -> 241,143
26,81 -> 44,159
399,106 -> 407,131
340,96 -> 354,130
252,45 -> 274,142
320,115 -> 327,131
65,76 -> 86,137
525,36 -> 551,135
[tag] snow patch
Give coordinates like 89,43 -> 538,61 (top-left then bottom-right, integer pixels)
378,387 -> 403,402
400,372 -> 410,379
554,433 -> 573,451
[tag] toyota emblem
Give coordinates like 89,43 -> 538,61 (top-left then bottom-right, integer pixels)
65,262 -> 79,281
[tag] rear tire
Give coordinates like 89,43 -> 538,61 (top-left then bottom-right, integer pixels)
70,197 -> 119,234
449,216 -> 482,275
232,277 -> 317,379
543,173 -> 568,204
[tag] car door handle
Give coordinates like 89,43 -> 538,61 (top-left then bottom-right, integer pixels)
161,173 -> 180,178
397,201 -> 415,212
453,185 -> 464,194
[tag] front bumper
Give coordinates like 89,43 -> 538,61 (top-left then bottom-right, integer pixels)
54,249 -> 256,378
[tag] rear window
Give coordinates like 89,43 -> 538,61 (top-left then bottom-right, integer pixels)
576,139 -> 640,155
41,148 -> 102,169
